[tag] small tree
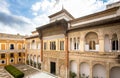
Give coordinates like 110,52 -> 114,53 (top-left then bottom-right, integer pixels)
30,59 -> 33,66
34,62 -> 36,67
38,63 -> 41,69
26,60 -> 29,65
70,71 -> 76,78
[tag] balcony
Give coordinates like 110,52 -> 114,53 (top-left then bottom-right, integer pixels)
0,49 -> 26,53
27,49 -> 40,53
69,51 -> 120,59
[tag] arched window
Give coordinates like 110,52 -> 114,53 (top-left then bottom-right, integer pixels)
85,32 -> 98,51
74,38 -> 76,50
10,44 -> 14,50
112,34 -> 118,51
31,40 -> 36,49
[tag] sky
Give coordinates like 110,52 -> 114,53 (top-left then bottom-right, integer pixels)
0,0 -> 119,35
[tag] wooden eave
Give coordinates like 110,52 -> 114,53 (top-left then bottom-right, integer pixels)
69,6 -> 119,23
68,15 -> 120,31
48,9 -> 74,19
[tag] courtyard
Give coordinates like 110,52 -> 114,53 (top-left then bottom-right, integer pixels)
0,64 -> 57,78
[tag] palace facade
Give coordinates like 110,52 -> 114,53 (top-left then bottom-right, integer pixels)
0,1 -> 120,78
0,33 -> 25,66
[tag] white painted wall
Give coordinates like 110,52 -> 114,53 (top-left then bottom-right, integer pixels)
38,56 -> 41,63
110,67 -> 120,78
104,35 -> 110,52
32,43 -> 36,49
85,44 -> 89,51
85,44 -> 99,51
96,45 -> 99,51
80,63 -> 90,77
93,64 -> 106,78
38,43 -> 41,49
70,61 -> 77,74
34,56 -> 37,63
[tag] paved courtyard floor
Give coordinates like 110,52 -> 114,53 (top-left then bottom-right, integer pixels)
0,66 -> 13,78
0,64 -> 58,78
13,64 -> 58,78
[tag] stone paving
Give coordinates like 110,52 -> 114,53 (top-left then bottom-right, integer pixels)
0,64 -> 59,78
0,67 -> 12,78
13,64 -> 40,78
14,64 -> 59,78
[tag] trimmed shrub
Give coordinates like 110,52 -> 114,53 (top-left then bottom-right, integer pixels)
5,65 -> 24,78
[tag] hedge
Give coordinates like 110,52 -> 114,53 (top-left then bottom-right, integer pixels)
5,65 -> 24,78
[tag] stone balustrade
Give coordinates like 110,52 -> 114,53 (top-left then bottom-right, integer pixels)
0,49 -> 25,53
69,51 -> 120,59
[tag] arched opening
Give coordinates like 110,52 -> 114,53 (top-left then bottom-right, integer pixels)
60,65 -> 65,78
85,32 -> 99,51
112,34 -> 118,51
18,44 -> 22,50
70,60 -> 77,75
93,64 -> 106,78
31,40 -> 36,49
80,62 -> 90,78
10,44 -> 14,50
74,38 -> 77,50
110,66 -> 120,78
104,35 -> 110,52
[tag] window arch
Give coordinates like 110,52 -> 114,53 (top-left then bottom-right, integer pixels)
112,34 -> 118,51
10,44 -> 14,50
31,40 -> 36,49
85,32 -> 98,51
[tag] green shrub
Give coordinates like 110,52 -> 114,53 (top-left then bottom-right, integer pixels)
70,71 -> 76,78
38,63 -> 41,69
26,60 -> 29,65
5,65 -> 24,78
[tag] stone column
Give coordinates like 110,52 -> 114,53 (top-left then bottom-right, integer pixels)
40,38 -> 43,70
90,62 -> 93,78
77,61 -> 80,78
6,53 -> 9,65
14,53 -> 17,64
65,36 -> 69,78
99,38 -> 105,52
109,39 -> 112,52
106,63 -> 110,78
118,39 -> 120,52
80,36 -> 85,52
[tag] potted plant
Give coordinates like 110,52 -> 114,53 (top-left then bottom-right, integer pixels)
70,71 -> 76,78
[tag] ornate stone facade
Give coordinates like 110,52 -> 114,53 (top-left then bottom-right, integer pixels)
26,1 -> 120,78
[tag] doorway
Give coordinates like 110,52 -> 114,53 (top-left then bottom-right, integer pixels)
50,62 -> 56,74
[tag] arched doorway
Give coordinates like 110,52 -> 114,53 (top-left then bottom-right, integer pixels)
93,64 -> 106,78
70,60 -> 77,76
60,65 -> 65,78
80,62 -> 90,78
110,66 -> 120,78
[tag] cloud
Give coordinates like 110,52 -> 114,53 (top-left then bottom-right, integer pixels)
31,2 -> 41,12
0,0 -> 119,35
0,0 -> 34,35
0,0 -> 10,14
0,12 -> 34,35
